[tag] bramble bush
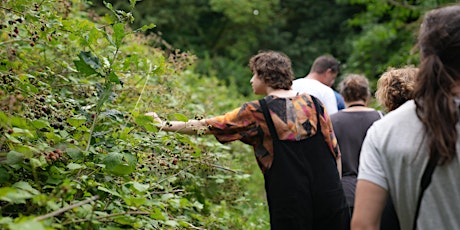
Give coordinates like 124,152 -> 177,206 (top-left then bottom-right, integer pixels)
0,0 -> 268,229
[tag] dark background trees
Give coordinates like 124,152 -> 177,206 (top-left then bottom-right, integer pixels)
91,0 -> 458,95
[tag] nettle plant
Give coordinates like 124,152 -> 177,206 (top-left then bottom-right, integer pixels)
0,0 -> 263,229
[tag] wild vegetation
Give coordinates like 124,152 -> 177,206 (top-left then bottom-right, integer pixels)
1,0 -> 458,229
0,0 -> 267,229
92,0 -> 458,94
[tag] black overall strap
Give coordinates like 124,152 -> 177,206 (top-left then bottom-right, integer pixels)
258,95 -> 322,141
412,153 -> 439,230
259,98 -> 279,141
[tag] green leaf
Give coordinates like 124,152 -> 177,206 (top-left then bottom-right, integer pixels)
135,23 -> 156,33
0,166 -> 10,184
74,51 -> 101,76
97,186 -> 122,197
112,23 -> 126,48
0,187 -> 32,204
67,163 -> 84,170
66,147 -> 83,160
102,152 -> 137,176
30,120 -> 50,129
130,181 -> 150,193
12,181 -> 40,195
124,196 -> 146,207
135,115 -> 158,132
5,133 -> 21,144
8,219 -> 45,230
67,115 -> 87,128
173,113 -> 188,122
108,72 -> 121,84
5,151 -> 24,165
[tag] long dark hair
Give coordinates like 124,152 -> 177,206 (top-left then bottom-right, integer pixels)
414,5 -> 460,165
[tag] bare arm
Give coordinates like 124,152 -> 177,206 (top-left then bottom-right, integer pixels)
145,112 -> 210,135
336,156 -> 342,178
351,180 -> 388,230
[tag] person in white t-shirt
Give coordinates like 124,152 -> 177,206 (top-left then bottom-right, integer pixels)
292,55 -> 340,115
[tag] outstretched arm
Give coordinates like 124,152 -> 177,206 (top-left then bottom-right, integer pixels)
145,112 -> 210,135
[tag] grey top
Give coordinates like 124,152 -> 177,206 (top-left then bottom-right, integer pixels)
358,100 -> 460,230
331,110 -> 382,207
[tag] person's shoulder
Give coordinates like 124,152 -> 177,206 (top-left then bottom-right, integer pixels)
372,100 -> 417,128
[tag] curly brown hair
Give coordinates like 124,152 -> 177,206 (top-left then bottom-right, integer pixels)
338,74 -> 371,103
249,51 -> 293,90
376,67 -> 418,112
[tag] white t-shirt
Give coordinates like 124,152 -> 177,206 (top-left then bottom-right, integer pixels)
358,100 -> 460,230
292,78 -> 338,115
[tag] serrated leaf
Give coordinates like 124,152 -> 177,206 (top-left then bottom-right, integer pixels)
74,51 -> 101,76
173,113 -> 188,122
74,59 -> 98,76
112,23 -> 125,48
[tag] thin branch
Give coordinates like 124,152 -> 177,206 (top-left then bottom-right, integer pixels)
35,195 -> 100,221
97,211 -> 150,219
132,63 -> 152,113
157,165 -> 194,184
189,159 -> 241,174
151,189 -> 185,195
62,211 -> 150,225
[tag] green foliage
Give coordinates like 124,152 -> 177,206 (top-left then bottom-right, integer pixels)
336,0 -> 458,89
0,0 -> 268,229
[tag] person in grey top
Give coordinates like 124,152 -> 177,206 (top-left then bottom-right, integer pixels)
352,5 -> 460,230
330,74 -> 382,212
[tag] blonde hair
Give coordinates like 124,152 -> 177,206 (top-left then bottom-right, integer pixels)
376,67 -> 418,112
